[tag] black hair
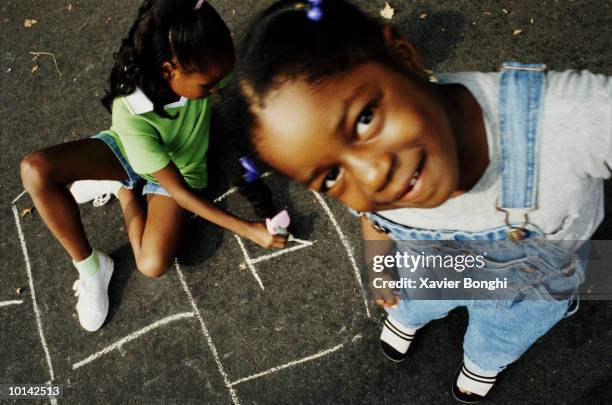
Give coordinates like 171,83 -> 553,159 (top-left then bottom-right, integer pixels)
224,0 -> 399,218
101,0 -> 234,118
237,176 -> 277,218
236,0 -> 400,111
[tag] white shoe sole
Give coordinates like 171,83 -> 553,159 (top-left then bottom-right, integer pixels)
69,180 -> 120,206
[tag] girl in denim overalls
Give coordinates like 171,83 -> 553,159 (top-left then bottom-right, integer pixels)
231,0 -> 610,402
361,62 -> 586,402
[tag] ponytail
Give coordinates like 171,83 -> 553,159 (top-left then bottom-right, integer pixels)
102,0 -> 234,118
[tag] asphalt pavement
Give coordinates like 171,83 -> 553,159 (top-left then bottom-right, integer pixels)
1,1 -> 611,404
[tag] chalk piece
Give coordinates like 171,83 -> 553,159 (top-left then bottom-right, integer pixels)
266,210 -> 291,235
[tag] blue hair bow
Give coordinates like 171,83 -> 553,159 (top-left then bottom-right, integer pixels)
306,0 -> 323,22
239,157 -> 262,183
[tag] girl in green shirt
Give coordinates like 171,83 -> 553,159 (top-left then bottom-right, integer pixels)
19,0 -> 286,332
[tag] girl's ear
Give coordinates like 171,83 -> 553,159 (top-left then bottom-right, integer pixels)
382,25 -> 426,75
162,60 -> 177,81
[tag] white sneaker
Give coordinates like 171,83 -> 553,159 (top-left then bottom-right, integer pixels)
69,180 -> 122,207
72,252 -> 114,332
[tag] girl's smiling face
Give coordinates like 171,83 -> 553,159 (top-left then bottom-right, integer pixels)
251,61 -> 464,212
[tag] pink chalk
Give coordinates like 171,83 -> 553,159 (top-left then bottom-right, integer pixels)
266,210 -> 291,235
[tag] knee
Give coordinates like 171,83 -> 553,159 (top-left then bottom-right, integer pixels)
136,253 -> 171,279
20,151 -> 53,193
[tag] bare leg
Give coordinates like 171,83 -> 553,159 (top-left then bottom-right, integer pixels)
121,193 -> 188,278
116,187 -> 147,259
21,139 -> 186,277
20,139 -> 130,261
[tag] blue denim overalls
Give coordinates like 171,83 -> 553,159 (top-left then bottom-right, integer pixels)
361,62 -> 584,375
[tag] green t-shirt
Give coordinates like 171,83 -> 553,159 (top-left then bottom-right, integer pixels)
104,88 -> 211,189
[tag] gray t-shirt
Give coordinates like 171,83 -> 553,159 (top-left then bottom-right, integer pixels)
378,70 -> 612,241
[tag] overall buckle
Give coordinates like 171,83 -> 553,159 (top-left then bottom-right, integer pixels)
496,205 -> 537,241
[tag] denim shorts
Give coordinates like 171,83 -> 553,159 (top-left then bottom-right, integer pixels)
93,133 -> 171,197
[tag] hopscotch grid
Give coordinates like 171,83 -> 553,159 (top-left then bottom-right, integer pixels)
0,299 -> 24,307
312,191 -> 371,318
72,312 -> 195,370
9,175 -> 368,403
12,204 -> 56,381
211,179 -> 368,320
174,261 -> 241,405
234,235 -> 265,290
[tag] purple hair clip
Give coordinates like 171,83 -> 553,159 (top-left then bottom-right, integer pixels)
239,157 -> 262,183
306,0 -> 323,22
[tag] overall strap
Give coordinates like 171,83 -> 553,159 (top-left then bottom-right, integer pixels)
498,61 -> 547,210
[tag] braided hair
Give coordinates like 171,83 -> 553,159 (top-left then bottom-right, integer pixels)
101,0 -> 234,118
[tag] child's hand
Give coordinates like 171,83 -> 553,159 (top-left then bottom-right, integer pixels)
245,222 -> 287,249
370,268 -> 401,309
374,290 -> 401,309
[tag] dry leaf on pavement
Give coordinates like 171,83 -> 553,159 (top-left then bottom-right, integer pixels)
24,19 -> 38,28
380,2 -> 395,20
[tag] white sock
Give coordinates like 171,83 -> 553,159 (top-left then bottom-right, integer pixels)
457,362 -> 498,396
380,315 -> 419,354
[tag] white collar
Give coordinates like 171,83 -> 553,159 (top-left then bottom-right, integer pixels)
123,87 -> 187,115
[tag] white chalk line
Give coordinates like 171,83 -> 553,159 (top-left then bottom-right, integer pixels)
174,261 -> 241,405
0,299 -> 24,308
311,191 -> 371,318
72,312 -> 195,370
11,174 -> 357,403
289,237 -> 313,245
190,186 -> 238,219
44,381 -> 58,405
12,204 -> 56,381
12,189 -> 27,204
250,239 -> 315,264
190,171 -> 273,220
229,333 -> 361,387
229,343 -> 344,387
234,235 -> 265,290
213,187 -> 237,204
